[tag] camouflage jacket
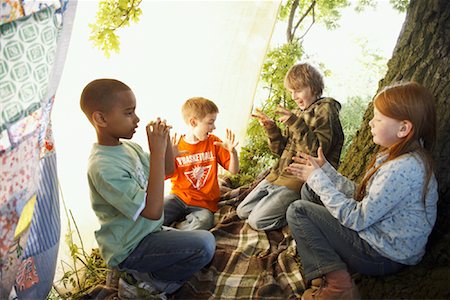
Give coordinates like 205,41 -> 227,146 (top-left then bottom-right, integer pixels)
265,97 -> 344,192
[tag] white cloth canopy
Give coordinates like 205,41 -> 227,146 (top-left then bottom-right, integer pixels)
53,0 -> 280,277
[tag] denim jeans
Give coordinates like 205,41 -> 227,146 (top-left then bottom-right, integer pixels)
118,227 -> 215,293
163,194 -> 214,230
301,182 -> 323,205
286,185 -> 405,282
236,179 -> 300,231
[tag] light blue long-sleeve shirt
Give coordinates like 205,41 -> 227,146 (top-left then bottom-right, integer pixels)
307,152 -> 438,265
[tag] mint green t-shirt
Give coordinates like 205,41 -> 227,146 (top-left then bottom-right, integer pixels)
87,140 -> 163,267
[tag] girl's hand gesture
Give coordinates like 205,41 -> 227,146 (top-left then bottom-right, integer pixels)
275,105 -> 293,123
214,129 -> 239,153
252,108 -> 275,128
286,147 -> 327,181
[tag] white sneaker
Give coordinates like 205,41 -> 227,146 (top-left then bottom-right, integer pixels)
118,277 -> 167,300
126,270 -> 183,295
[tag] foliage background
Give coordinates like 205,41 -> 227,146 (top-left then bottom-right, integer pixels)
231,0 -> 391,187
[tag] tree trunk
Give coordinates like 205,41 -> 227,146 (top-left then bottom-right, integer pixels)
339,0 -> 450,298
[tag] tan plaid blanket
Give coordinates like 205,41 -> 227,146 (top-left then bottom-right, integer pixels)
84,174 -> 305,300
172,175 -> 305,300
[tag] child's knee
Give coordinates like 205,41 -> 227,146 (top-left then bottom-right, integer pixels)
286,200 -> 308,223
236,204 -> 251,220
197,231 -> 216,262
286,201 -> 298,223
205,232 -> 216,257
247,213 -> 270,231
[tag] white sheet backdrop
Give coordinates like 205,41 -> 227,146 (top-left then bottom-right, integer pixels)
52,0 -> 280,280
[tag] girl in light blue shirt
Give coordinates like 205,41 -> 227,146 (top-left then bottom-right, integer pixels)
286,82 -> 438,300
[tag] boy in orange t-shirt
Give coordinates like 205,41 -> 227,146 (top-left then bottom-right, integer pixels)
164,97 -> 239,230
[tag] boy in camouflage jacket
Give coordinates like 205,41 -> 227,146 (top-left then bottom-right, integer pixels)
237,63 -> 344,231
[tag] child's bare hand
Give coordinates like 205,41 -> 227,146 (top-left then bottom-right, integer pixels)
252,108 -> 275,128
171,133 -> 188,156
146,117 -> 169,154
214,129 -> 239,153
285,147 -> 326,181
275,105 -> 293,123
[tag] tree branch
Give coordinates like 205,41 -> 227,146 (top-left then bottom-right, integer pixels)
291,0 -> 316,40
115,0 -> 142,30
298,6 -> 315,40
286,0 -> 299,42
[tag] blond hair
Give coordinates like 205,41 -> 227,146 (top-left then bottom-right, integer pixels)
284,63 -> 324,98
181,97 -> 219,124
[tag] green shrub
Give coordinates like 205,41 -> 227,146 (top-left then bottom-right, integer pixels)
339,96 -> 370,159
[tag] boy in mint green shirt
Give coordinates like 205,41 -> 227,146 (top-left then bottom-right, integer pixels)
80,79 -> 215,298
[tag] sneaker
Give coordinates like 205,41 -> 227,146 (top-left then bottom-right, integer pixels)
128,270 -> 183,295
106,268 -> 121,288
118,276 -> 167,300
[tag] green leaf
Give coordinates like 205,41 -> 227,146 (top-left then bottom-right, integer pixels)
89,0 -> 143,57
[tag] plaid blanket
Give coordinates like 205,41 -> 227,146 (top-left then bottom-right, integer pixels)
172,174 -> 305,300
85,174 -> 305,299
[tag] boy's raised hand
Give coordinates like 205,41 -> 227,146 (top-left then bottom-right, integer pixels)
252,108 -> 275,128
146,117 -> 170,154
214,129 -> 239,153
275,105 -> 293,123
286,147 -> 327,181
171,133 -> 188,156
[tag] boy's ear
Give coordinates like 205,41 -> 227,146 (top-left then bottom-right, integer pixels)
397,120 -> 413,138
92,111 -> 107,128
189,117 -> 197,127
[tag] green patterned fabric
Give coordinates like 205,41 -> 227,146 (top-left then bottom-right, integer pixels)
0,7 -> 57,134
0,2 -> 75,297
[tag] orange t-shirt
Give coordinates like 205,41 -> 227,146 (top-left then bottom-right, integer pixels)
169,134 -> 230,212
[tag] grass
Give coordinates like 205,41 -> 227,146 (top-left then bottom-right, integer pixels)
51,189 -> 108,299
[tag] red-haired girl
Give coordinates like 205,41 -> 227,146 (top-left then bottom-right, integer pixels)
286,82 -> 438,300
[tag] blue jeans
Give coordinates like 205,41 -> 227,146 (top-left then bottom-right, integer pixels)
236,179 -> 299,231
163,194 -> 214,230
301,183 -> 323,205
286,185 -> 405,283
118,227 -> 215,293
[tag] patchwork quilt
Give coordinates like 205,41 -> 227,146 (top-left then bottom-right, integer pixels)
0,0 -> 75,298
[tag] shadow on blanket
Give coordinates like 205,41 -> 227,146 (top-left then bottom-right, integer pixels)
172,173 -> 305,300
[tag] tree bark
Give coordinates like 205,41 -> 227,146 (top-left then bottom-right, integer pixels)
339,0 -> 450,298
